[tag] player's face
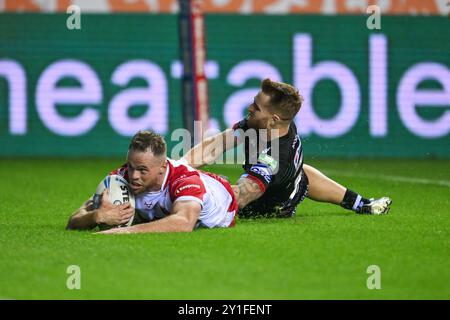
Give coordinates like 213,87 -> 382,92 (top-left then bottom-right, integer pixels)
126,149 -> 167,195
246,91 -> 273,130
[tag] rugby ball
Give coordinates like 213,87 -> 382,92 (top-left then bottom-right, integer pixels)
93,174 -> 136,227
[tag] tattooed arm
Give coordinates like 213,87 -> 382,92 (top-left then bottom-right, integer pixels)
232,176 -> 264,210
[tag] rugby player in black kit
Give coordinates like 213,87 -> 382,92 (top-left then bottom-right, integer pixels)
182,79 -> 392,218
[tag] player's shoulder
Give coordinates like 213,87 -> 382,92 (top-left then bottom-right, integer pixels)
166,159 -> 205,197
261,124 -> 300,176
109,164 -> 129,180
271,123 -> 301,158
279,122 -> 299,146
167,158 -> 199,179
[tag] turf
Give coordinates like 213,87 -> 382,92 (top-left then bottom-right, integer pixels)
0,159 -> 449,299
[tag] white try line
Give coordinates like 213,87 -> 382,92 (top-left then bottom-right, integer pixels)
321,169 -> 450,189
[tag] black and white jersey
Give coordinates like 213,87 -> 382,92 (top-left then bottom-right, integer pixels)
232,119 -> 308,217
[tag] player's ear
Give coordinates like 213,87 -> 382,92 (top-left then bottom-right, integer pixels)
271,114 -> 281,126
159,161 -> 167,174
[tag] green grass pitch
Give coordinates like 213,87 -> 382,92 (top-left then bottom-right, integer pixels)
0,158 -> 449,299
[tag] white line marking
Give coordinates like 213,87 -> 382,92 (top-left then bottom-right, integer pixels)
322,170 -> 450,189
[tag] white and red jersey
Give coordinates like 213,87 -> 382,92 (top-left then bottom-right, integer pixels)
110,159 -> 238,228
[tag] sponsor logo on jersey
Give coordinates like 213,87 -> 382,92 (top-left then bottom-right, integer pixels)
250,164 -> 272,184
175,184 -> 201,194
258,153 -> 278,171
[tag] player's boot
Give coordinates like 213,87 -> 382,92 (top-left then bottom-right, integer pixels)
360,197 -> 392,215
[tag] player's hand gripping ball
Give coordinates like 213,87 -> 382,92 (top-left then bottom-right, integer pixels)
93,175 -> 136,228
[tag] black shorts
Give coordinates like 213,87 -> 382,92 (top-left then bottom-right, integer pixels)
276,169 -> 309,217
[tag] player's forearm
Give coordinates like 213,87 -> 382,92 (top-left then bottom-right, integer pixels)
233,176 -> 264,209
98,214 -> 195,234
233,185 -> 253,209
66,210 -> 99,230
180,144 -> 207,169
182,138 -> 222,169
182,129 -> 236,168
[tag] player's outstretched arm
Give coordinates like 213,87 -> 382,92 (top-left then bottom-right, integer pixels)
96,200 -> 201,234
66,191 -> 134,230
181,128 -> 237,169
232,176 -> 264,210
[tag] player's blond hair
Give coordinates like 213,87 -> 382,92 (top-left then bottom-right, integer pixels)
129,130 -> 166,156
261,78 -> 303,121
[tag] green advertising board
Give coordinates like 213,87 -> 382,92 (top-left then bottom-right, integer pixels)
0,14 -> 449,157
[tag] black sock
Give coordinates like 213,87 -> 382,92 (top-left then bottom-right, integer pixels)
340,189 -> 370,213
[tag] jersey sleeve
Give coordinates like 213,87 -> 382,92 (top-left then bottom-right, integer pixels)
169,175 -> 206,207
242,150 -> 279,193
241,163 -> 273,193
